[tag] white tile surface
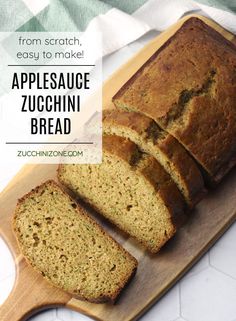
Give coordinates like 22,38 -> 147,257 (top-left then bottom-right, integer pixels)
0,163 -> 22,193
180,267 -> 236,321
0,274 -> 15,305
28,309 -> 55,321
140,284 -> 179,321
210,222 -> 236,279
0,237 -> 15,281
183,252 -> 209,279
57,308 -> 93,321
56,308 -> 73,321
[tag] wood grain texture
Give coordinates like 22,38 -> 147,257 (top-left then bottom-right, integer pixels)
0,165 -> 71,321
0,14 -> 236,321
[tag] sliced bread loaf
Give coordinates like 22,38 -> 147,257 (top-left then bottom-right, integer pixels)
13,180 -> 137,303
112,18 -> 236,184
103,109 -> 205,207
58,136 -> 186,253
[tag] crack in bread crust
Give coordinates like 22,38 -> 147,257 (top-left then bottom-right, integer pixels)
160,69 -> 217,128
113,17 -> 236,182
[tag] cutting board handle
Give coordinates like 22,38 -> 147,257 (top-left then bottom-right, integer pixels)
0,191 -> 72,321
0,249 -> 71,321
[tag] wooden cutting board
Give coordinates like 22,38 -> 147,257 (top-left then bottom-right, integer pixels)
0,14 -> 236,321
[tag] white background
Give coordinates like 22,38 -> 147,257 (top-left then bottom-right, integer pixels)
0,32 -> 102,165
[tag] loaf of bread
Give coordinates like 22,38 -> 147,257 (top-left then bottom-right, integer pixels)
13,180 -> 137,303
58,135 -> 186,253
103,109 -> 205,207
113,17 -> 236,184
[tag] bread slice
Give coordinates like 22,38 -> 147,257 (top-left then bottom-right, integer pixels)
103,109 -> 205,207
113,18 -> 236,184
13,180 -> 137,303
58,135 -> 186,253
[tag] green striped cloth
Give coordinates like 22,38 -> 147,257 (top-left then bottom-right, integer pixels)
0,0 -> 235,56
1,0 -> 235,32
196,0 -> 236,13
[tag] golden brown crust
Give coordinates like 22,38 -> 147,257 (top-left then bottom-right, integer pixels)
103,109 -> 155,134
102,135 -> 187,232
136,155 -> 187,229
113,17 -> 236,182
158,134 -> 206,203
102,134 -> 142,165
13,179 -> 137,304
103,109 -> 206,207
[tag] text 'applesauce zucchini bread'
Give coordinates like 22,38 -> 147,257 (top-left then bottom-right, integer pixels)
13,180 -> 137,303
112,17 -> 236,184
58,135 -> 187,254
103,109 -> 205,207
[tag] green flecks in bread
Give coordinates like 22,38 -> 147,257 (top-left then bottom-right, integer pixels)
58,136 -> 186,253
13,180 -> 137,303
102,109 -> 206,207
